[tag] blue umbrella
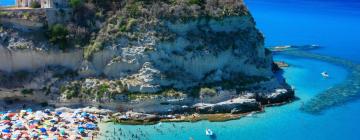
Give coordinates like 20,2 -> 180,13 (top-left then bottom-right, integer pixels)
44,109 -> 51,114
78,127 -> 85,133
50,127 -> 57,132
81,112 -> 88,117
50,119 -> 57,123
2,129 -> 10,133
85,123 -> 97,130
15,121 -> 23,127
56,112 -> 62,116
89,114 -> 96,119
26,108 -> 33,113
40,128 -> 47,133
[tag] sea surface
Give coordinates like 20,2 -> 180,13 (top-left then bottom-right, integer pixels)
0,0 -> 14,6
100,0 -> 360,140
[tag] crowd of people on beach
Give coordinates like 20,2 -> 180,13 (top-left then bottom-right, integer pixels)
0,109 -> 100,140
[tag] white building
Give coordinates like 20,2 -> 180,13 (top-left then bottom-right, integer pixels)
16,0 -> 68,8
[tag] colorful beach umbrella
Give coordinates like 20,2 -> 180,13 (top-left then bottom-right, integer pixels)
85,123 -> 96,130
40,128 -> 47,133
2,129 -> 10,133
78,127 -> 85,133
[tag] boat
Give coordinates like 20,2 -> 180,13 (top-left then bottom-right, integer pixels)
205,128 -> 214,136
321,72 -> 329,78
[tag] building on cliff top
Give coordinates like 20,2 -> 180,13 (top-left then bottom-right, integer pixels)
16,0 -> 68,8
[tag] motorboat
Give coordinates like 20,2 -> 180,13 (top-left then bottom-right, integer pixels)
321,72 -> 329,78
206,128 -> 214,136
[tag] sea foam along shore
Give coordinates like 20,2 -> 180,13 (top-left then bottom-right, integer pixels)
0,107 -> 111,140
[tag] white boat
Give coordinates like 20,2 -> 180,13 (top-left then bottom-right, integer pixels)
321,72 -> 329,78
206,128 -> 214,136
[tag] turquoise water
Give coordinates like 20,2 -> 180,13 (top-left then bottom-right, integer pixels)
101,0 -> 360,140
0,0 -> 14,6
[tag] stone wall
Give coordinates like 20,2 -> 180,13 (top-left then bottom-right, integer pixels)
0,8 -> 72,30
0,47 -> 83,72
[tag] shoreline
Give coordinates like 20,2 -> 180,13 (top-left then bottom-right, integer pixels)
109,99 -> 294,125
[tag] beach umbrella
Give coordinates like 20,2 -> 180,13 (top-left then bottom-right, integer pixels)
78,127 -> 85,133
2,129 -> 10,133
50,119 -> 57,123
26,109 -> 33,113
85,123 -> 97,130
2,120 -> 11,124
56,112 -> 62,116
11,133 -> 19,139
40,128 -> 47,133
50,127 -> 57,132
60,129 -> 65,136
7,113 -> 16,117
74,109 -> 81,114
29,125 -> 36,129
2,133 -> 11,139
30,131 -> 38,138
40,135 -> 49,139
44,109 -> 51,114
35,111 -> 43,116
1,115 -> 10,120
89,114 -> 96,119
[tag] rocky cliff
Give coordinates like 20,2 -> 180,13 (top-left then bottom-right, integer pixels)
0,0 -> 294,114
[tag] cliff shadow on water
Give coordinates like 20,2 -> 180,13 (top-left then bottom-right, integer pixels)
271,45 -> 360,114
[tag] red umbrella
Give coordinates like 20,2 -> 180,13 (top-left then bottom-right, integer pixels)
8,113 -> 16,117
29,125 -> 36,129
2,120 -> 11,123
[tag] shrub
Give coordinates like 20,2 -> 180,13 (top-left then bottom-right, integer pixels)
126,3 -> 141,18
84,41 -> 103,60
118,18 -> 137,32
187,0 -> 205,5
39,102 -> 49,107
97,84 -> 109,98
21,89 -> 34,95
30,1 -> 41,8
0,11 -> 9,16
200,87 -> 217,97
49,24 -> 69,50
14,71 -> 29,80
69,0 -> 83,8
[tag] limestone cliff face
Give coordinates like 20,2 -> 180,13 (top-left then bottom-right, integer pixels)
78,1 -> 274,93
82,16 -> 272,93
0,48 -> 83,72
1,0 -> 280,94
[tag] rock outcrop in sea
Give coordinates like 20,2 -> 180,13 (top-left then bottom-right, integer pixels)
0,0 -> 294,114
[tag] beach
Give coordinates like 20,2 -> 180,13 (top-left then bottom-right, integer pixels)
0,107 -> 111,140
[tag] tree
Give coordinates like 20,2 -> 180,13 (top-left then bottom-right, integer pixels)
199,87 -> 217,103
69,0 -> 83,8
49,24 -> 69,50
30,1 -> 41,8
